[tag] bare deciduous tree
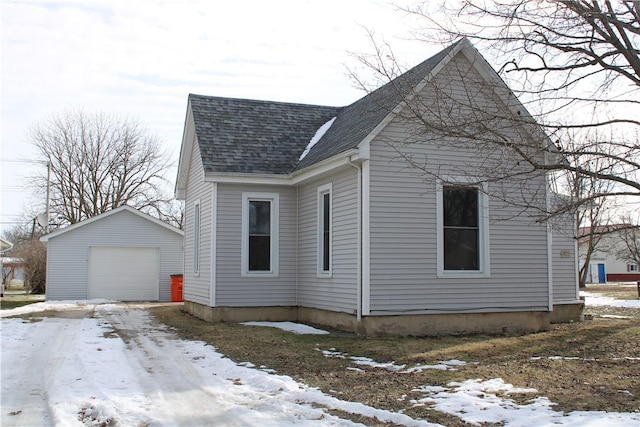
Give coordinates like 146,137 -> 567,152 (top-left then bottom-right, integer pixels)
31,110 -> 173,225
1,223 -> 47,294
148,200 -> 185,230
556,151 -> 620,286
355,1 -> 639,217
616,214 -> 640,266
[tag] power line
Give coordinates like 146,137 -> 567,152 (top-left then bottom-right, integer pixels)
0,158 -> 46,164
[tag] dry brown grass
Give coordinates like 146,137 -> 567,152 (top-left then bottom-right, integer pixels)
148,299 -> 640,426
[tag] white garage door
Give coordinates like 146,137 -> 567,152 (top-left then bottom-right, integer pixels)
88,247 -> 159,301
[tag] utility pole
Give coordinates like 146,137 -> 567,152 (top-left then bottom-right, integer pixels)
46,159 -> 51,232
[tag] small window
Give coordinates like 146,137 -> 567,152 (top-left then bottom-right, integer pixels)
437,180 -> 489,277
317,184 -> 332,277
628,264 -> 638,272
248,200 -> 271,271
241,193 -> 279,276
193,201 -> 201,274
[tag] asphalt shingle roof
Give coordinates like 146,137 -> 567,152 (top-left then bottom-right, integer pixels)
190,40 -> 460,175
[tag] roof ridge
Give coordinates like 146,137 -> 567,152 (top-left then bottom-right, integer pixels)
186,40 -> 465,175
188,93 -> 341,109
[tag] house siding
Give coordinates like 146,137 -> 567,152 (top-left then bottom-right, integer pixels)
215,183 -> 297,306
45,210 -> 183,301
184,134 -> 213,306
367,53 -> 550,314
551,220 -> 579,302
297,167 -> 359,313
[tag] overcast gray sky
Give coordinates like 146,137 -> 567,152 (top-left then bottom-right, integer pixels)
1,0 -> 443,233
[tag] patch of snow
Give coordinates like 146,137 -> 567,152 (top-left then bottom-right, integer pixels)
411,378 -> 639,427
403,360 -> 468,373
242,321 -> 330,335
350,356 -> 406,371
1,304 -> 438,426
317,348 -> 347,358
317,348 -> 405,371
319,349 -> 465,373
298,117 -> 336,161
530,356 -> 595,362
3,303 -> 639,426
580,292 -> 640,308
0,299 -> 117,318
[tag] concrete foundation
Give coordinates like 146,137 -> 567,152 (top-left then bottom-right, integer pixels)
183,301 -> 554,336
183,301 -> 297,323
550,301 -> 585,323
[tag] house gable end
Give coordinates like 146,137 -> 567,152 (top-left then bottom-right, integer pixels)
40,205 -> 183,242
353,39 -> 554,158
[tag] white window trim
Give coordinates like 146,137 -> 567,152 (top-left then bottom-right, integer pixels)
317,183 -> 333,278
193,199 -> 201,276
241,192 -> 279,277
436,178 -> 490,278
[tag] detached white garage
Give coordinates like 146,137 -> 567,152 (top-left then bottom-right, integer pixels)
41,206 -> 183,302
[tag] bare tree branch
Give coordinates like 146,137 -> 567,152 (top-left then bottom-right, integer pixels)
30,110 -> 174,225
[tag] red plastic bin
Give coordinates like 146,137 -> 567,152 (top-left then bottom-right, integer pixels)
170,274 -> 183,302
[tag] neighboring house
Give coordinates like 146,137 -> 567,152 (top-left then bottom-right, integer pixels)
175,38 -> 581,336
579,225 -> 640,283
40,206 -> 183,301
2,257 -> 25,283
1,239 -> 24,294
0,238 -> 12,255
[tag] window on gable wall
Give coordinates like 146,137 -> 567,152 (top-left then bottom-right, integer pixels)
242,193 -> 279,276
443,186 -> 479,270
437,181 -> 490,276
193,201 -> 201,274
627,264 -> 638,272
317,183 -> 332,277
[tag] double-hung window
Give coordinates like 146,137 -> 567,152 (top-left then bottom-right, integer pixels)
193,200 -> 201,275
241,193 -> 279,276
437,180 -> 489,277
317,183 -> 332,277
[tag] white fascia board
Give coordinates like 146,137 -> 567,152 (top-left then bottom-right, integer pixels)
40,205 -> 184,242
356,41 -> 463,150
457,41 -> 556,156
202,149 -> 359,187
290,149 -> 358,185
175,102 -> 195,200
204,172 -> 291,185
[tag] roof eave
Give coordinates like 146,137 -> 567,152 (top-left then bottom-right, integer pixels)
356,39 -> 468,151
204,172 -> 290,185
199,149 -> 360,186
175,99 -> 196,201
40,206 -> 184,242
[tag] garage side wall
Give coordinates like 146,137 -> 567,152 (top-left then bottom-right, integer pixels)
45,210 -> 183,301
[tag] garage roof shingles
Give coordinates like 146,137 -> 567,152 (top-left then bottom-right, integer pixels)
190,41 -> 458,175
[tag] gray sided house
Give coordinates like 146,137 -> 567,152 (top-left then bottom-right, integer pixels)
175,38 -> 582,336
41,206 -> 183,302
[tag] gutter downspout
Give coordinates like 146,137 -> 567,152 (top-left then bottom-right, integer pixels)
295,185 -> 299,309
546,174 -> 553,312
348,159 -> 363,322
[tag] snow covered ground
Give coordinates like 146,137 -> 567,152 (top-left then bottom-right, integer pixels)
580,291 -> 640,308
1,299 -> 639,426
